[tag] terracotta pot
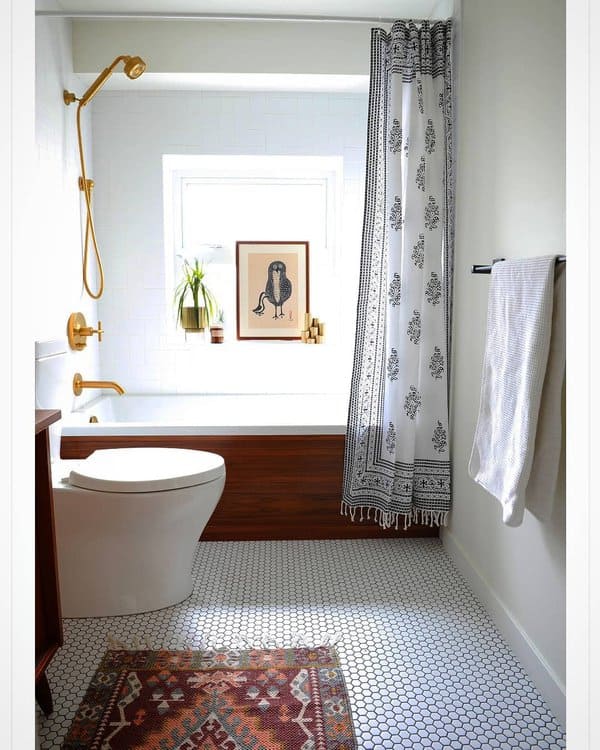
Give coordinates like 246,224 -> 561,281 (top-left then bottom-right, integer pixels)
210,325 -> 224,344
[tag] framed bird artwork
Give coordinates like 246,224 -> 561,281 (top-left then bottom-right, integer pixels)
236,241 -> 310,340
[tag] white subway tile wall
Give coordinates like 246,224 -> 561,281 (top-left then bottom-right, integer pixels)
35,17 -> 101,406
91,91 -> 368,395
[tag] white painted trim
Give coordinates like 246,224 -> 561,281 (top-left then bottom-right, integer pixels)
7,0 -> 35,745
37,10 -> 400,23
76,72 -> 370,94
162,154 -> 344,333
442,527 -> 565,728
566,1 -> 599,747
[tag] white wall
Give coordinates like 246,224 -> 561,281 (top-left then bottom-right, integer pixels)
431,0 -> 455,17
445,0 -> 566,726
73,20 -> 372,77
91,90 -> 367,394
35,16 -> 101,413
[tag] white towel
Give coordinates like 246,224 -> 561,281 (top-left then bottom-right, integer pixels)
468,256 -> 565,527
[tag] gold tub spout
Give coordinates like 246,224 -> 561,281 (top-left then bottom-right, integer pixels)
73,372 -> 125,396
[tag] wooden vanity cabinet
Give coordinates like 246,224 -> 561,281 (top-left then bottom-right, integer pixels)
35,409 -> 63,715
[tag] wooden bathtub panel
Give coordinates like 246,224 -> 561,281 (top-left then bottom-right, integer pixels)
60,434 -> 439,541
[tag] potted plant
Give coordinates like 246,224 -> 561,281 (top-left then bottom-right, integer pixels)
174,257 -> 219,333
210,309 -> 225,344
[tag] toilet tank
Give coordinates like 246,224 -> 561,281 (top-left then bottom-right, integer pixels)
35,340 -> 71,462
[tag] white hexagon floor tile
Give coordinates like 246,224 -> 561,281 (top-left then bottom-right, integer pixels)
37,538 -> 565,749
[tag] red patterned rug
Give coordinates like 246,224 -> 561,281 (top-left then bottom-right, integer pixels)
62,646 -> 358,749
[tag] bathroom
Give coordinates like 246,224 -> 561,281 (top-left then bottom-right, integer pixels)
5,0 -> 595,747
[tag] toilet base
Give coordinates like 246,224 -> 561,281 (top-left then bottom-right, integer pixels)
59,573 -> 194,619
52,468 -> 224,618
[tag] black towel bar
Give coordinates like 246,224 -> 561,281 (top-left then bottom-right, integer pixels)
471,256 -> 566,274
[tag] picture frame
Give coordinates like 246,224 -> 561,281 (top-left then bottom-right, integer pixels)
236,241 -> 310,340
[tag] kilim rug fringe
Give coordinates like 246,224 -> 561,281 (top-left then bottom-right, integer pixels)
106,632 -> 344,651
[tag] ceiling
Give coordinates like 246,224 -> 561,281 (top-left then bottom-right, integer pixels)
38,0 -> 446,21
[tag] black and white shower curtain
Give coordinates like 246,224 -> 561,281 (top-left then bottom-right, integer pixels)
342,21 -> 454,529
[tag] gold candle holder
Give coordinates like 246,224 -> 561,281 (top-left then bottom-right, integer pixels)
317,335 -> 325,344
310,326 -> 318,337
318,323 -> 326,337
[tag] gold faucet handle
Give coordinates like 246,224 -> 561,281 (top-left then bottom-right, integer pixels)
68,312 -> 104,349
87,321 -> 104,342
79,323 -> 103,339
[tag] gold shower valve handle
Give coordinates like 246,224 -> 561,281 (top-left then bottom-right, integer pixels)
67,312 -> 104,350
80,321 -> 104,342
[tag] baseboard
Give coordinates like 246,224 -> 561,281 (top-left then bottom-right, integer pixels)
441,527 -> 566,728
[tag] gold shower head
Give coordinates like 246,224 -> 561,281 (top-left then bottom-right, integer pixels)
124,56 -> 146,80
66,54 -> 147,107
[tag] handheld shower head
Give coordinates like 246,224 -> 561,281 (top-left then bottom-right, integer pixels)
75,54 -> 146,107
124,56 -> 146,79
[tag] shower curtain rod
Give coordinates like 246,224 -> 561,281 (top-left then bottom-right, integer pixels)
34,10 -> 435,24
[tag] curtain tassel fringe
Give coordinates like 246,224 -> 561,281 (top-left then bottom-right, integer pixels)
340,501 -> 449,530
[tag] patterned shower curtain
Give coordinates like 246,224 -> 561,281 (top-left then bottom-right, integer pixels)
342,21 -> 454,529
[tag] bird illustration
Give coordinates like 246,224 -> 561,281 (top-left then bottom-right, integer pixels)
252,260 -> 293,319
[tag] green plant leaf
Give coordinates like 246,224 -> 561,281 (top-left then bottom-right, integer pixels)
173,255 -> 219,327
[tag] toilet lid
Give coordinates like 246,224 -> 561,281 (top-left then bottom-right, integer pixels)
68,447 -> 225,493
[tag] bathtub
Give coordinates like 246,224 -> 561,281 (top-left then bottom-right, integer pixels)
60,393 -> 437,542
61,393 -> 348,436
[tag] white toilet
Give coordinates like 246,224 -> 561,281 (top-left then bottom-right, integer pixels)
35,341 -> 226,618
